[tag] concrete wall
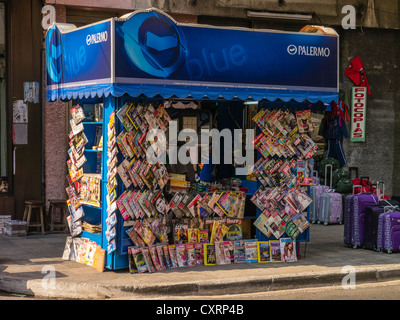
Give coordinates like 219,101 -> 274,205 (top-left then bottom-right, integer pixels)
340,28 -> 400,197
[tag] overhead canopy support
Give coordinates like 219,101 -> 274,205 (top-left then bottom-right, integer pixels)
45,8 -> 339,104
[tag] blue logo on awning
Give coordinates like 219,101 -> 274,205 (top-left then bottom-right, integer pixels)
121,11 -> 187,78
46,26 -> 63,83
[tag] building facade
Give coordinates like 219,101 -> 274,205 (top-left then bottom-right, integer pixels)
1,0 -> 399,219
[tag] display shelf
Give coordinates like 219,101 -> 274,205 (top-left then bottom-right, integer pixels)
82,122 -> 103,125
84,149 -> 103,153
81,203 -> 102,210
81,230 -> 102,244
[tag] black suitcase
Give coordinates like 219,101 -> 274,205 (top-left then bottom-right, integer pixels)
364,205 -> 385,251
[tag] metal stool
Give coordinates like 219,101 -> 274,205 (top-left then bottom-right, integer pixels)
23,200 -> 45,235
48,199 -> 68,233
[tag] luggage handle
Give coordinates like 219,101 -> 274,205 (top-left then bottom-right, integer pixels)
384,206 -> 399,213
325,164 -> 333,188
360,176 -> 371,184
349,167 -> 359,179
376,180 -> 385,200
353,185 -> 362,195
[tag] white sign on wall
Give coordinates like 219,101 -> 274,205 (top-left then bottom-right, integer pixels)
350,86 -> 367,142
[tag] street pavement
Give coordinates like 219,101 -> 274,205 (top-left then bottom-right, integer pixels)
1,223 -> 400,300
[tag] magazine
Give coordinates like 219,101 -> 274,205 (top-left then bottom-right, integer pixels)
225,218 -> 243,240
204,243 -> 216,266
296,110 -> 314,133
167,244 -> 179,268
233,240 -> 246,264
194,243 -> 204,265
173,220 -> 189,244
141,247 -> 156,273
188,228 -> 199,243
128,246 -> 138,274
210,220 -> 229,244
199,229 -> 209,244
280,237 -> 297,262
244,240 -> 258,263
176,243 -> 188,267
291,212 -> 310,234
149,245 -> 163,272
117,103 -> 134,132
253,213 -> 272,238
296,159 -> 314,186
270,240 -> 282,262
223,241 -> 234,264
186,243 -> 196,267
215,241 -> 227,265
162,244 -> 173,269
156,245 -> 167,271
284,187 -> 312,214
257,241 -> 271,263
70,104 -> 85,124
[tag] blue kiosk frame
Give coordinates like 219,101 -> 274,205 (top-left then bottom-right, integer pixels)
46,8 -> 339,270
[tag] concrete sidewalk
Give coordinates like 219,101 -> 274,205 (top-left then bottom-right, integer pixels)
1,224 -> 400,300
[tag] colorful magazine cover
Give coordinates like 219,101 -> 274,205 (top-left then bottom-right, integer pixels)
244,239 -> 258,263
173,220 -> 189,244
215,241 -> 227,265
168,244 -> 179,268
162,244 -> 173,269
225,218 -> 243,240
270,240 -> 282,262
149,245 -> 163,272
296,159 -> 314,186
176,243 -> 188,267
296,110 -> 314,133
233,240 -> 246,264
210,220 -> 229,244
199,229 -> 209,244
194,243 -> 204,266
280,238 -> 297,262
222,241 -> 234,264
186,243 -> 196,267
257,241 -> 271,263
188,228 -> 199,243
141,247 -> 156,273
204,243 -> 216,266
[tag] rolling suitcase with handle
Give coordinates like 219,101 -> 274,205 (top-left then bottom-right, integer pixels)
364,205 -> 385,251
310,185 -> 329,224
319,191 -> 343,225
344,186 -> 378,249
377,210 -> 400,254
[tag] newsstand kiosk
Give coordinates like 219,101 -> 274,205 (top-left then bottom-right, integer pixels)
46,8 -> 339,270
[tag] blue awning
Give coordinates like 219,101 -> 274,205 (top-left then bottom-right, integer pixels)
48,82 -> 338,104
46,8 -> 339,105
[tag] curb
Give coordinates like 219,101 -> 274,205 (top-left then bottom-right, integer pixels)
3,265 -> 400,299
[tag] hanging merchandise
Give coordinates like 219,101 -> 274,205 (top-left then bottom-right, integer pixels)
319,102 -> 349,167
345,56 -> 371,95
250,108 -> 313,241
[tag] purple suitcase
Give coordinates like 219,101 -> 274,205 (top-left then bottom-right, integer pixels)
310,185 -> 329,224
344,194 -> 378,249
319,192 -> 342,225
377,211 -> 400,253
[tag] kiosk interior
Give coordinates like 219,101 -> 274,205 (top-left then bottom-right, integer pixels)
47,8 -> 339,270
